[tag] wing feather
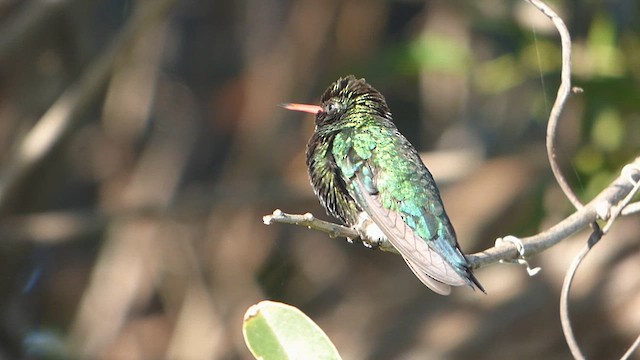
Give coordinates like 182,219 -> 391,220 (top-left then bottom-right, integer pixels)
403,257 -> 451,295
358,188 -> 467,287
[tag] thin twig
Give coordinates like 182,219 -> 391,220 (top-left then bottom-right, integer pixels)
525,0 -> 583,210
559,224 -> 602,360
263,210 -> 359,239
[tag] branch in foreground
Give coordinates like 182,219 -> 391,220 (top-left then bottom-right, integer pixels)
264,157 -> 640,270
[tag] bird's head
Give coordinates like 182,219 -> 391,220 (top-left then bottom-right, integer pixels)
283,75 -> 391,130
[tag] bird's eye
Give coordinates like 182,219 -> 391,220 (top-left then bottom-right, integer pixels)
325,102 -> 340,114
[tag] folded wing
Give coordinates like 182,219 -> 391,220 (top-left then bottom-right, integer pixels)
334,130 -> 470,294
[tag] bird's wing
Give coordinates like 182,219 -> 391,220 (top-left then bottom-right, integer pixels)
354,181 -> 467,289
403,256 -> 452,295
333,130 -> 468,292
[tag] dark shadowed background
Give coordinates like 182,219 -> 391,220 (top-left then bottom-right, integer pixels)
0,0 -> 638,359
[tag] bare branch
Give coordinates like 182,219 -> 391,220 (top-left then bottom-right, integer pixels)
263,210 -> 359,239
263,210 -> 403,253
560,225 -> 602,360
525,0 -> 583,210
469,156 -> 639,268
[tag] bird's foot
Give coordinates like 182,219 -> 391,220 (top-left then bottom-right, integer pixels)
346,233 -> 382,249
353,212 -> 387,250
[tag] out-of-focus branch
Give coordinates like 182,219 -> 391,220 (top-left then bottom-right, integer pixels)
0,0 -> 71,62
0,0 -> 179,213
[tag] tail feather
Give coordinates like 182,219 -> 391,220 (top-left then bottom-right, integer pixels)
465,267 -> 486,294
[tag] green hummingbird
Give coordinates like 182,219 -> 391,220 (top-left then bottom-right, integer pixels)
283,75 -> 484,295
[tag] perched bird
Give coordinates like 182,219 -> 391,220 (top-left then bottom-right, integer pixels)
283,75 -> 484,295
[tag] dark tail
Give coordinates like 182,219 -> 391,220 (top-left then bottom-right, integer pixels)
466,267 -> 486,294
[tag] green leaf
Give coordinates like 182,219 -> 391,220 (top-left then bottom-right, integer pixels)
242,300 -> 342,360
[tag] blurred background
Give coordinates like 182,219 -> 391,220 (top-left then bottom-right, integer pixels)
0,0 -> 639,359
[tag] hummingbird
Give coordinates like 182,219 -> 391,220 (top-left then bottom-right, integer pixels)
283,75 -> 484,295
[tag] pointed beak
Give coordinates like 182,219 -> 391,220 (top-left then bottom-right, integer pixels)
280,103 -> 323,115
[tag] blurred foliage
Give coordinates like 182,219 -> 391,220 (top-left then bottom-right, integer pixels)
0,0 -> 638,359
